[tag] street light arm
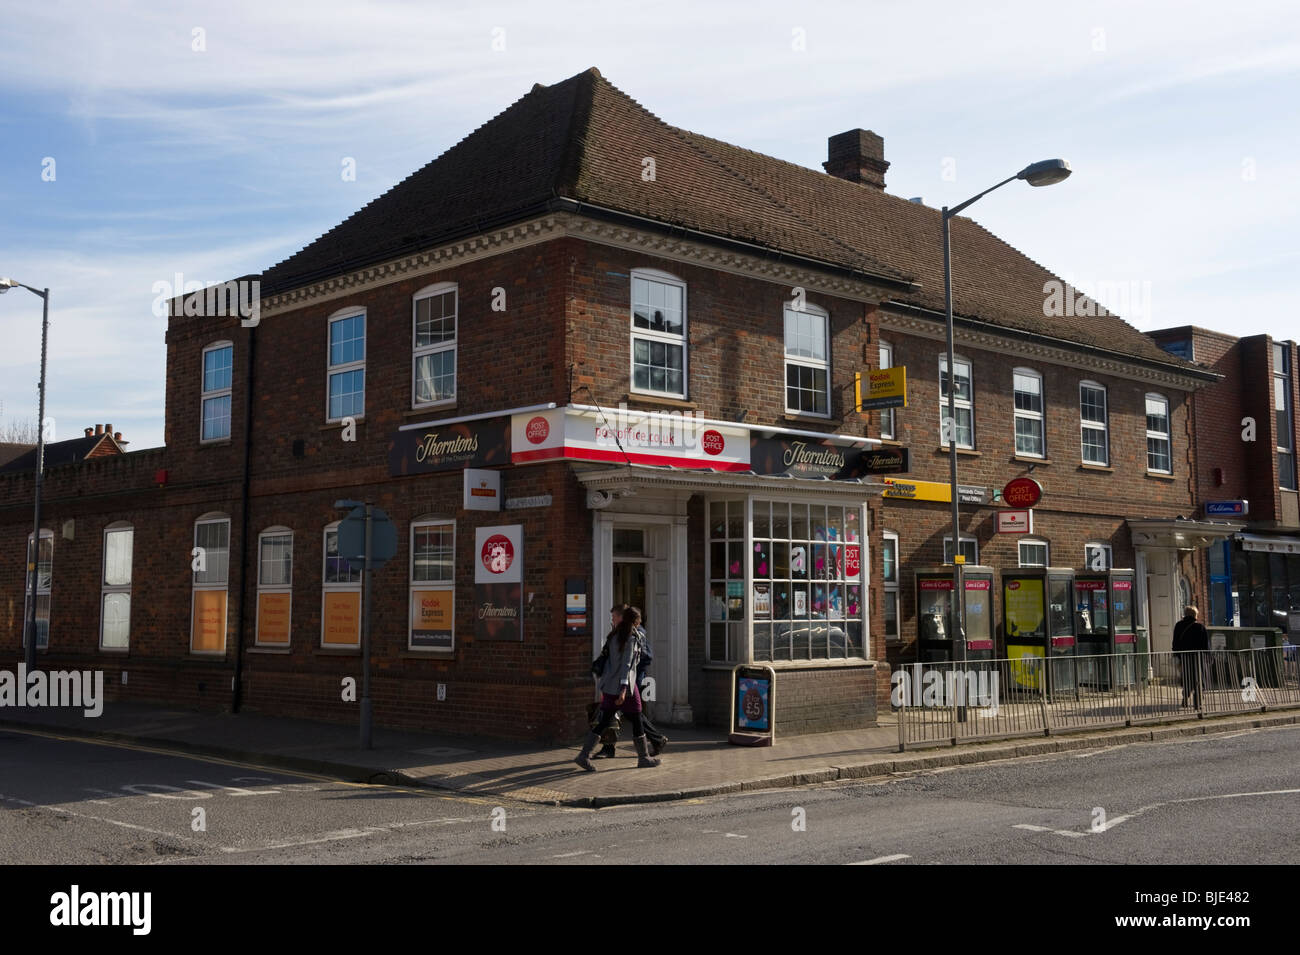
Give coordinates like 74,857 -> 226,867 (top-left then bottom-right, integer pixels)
0,278 -> 48,299
944,174 -> 1019,219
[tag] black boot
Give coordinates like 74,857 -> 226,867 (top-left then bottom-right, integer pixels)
575,731 -> 600,772
593,742 -> 617,758
633,735 -> 661,768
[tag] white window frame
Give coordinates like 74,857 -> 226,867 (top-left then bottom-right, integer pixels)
412,282 -> 458,409
1145,393 -> 1171,473
322,521 -> 362,648
24,528 -> 53,651
783,301 -> 831,417
326,307 -> 366,423
1018,538 -> 1050,568
255,526 -> 293,647
100,522 -> 133,650
883,530 -> 900,642
939,355 -> 974,449
1013,367 -> 1045,458
200,340 -> 233,443
943,535 -> 978,565
879,342 -> 895,439
1079,380 -> 1109,466
1275,343 -> 1296,491
191,513 -> 231,655
409,518 -> 456,652
630,268 -> 687,399
1084,542 -> 1113,572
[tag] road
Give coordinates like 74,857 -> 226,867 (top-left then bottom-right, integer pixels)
2,724 -> 1298,864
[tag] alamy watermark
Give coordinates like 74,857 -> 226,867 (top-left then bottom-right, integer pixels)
0,664 -> 103,717
1043,278 -> 1152,324
892,667 -> 1000,716
151,273 -> 261,327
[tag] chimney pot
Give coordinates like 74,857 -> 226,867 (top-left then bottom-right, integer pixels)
84,428 -> 93,437
824,129 -> 889,189
95,424 -> 103,435
114,431 -> 122,441
105,422 -> 112,435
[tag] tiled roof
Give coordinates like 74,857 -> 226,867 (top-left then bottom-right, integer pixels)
0,434 -> 121,474
263,67 -> 1193,369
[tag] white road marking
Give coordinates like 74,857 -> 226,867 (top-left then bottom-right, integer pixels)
184,779 -> 279,796
724,833 -> 747,838
552,850 -> 591,858
1015,787 -> 1300,838
82,787 -> 117,805
0,791 -> 200,844
120,783 -> 212,800
1013,823 -> 1086,838
847,854 -> 910,865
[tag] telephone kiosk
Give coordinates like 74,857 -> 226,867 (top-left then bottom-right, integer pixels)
1002,566 -> 1078,697
1074,569 -> 1138,689
914,565 -> 995,664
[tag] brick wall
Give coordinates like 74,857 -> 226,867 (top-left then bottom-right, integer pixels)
878,325 -> 1199,665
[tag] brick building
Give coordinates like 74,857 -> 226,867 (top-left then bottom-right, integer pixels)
1147,326 -> 1299,638
1,68 -> 1225,741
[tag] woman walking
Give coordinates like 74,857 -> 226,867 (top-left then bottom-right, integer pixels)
576,607 -> 661,771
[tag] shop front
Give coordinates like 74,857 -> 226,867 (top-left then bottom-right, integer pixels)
569,405 -> 910,734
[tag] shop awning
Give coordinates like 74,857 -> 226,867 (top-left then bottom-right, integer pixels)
1238,533 -> 1300,555
1127,518 -> 1245,550
576,463 -> 884,507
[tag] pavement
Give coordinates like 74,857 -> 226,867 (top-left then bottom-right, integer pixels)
4,701 -> 1299,807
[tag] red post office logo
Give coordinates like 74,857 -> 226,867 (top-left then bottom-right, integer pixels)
524,416 -> 550,445
1002,477 -> 1043,509
701,429 -> 725,455
481,534 -> 514,574
845,544 -> 861,577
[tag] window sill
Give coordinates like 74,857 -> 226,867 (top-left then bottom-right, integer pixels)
624,393 -> 696,410
701,658 -> 877,671
877,437 -> 903,446
314,646 -> 360,655
1012,455 -> 1050,466
1145,470 -> 1176,481
399,649 -> 456,659
405,404 -> 455,419
320,418 -> 365,431
98,646 -> 130,655
783,412 -> 837,426
936,446 -> 981,457
248,646 -> 291,654
199,439 -> 232,448
1079,463 -> 1114,473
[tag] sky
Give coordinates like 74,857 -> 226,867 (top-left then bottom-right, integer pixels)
1,0 -> 1297,450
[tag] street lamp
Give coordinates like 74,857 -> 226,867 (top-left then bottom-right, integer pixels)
0,277 -> 51,673
940,159 -> 1070,656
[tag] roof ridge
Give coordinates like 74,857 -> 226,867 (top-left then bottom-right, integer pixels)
586,76 -> 908,283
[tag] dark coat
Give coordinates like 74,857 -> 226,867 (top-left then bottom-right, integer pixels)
1172,616 -> 1209,653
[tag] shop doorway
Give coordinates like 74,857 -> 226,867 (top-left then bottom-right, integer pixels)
613,561 -> 648,621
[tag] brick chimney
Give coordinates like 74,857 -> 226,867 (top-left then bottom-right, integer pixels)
95,424 -> 104,436
84,427 -> 93,438
824,129 -> 889,189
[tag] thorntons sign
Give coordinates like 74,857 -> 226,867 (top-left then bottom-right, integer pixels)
388,416 -> 511,475
750,433 -> 908,480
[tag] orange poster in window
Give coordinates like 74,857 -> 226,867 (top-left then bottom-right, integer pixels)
257,592 -> 292,645
411,589 -> 454,649
323,591 -> 361,646
192,589 -> 227,652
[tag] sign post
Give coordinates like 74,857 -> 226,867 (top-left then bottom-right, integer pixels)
336,500 -> 398,749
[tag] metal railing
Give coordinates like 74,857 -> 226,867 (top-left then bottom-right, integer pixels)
896,646 -> 1300,750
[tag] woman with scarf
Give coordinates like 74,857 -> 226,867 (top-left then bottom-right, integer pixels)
576,606 -> 661,771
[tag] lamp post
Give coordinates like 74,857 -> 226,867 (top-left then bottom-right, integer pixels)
0,277 -> 51,673
940,159 -> 1071,655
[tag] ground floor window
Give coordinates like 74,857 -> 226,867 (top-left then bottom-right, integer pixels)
709,497 -> 866,663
